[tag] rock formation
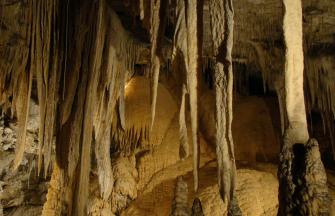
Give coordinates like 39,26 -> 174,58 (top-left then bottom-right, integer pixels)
278,0 -> 331,215
208,0 -> 240,213
191,198 -> 204,216
170,177 -> 190,216
0,0 -> 334,215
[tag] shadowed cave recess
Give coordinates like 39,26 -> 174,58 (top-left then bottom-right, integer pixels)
0,0 -> 335,215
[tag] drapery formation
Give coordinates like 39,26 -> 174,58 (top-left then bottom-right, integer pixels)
278,0 -> 330,215
208,0 -> 239,213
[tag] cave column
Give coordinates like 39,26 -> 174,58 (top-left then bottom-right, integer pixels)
282,0 -> 308,143
278,0 -> 330,215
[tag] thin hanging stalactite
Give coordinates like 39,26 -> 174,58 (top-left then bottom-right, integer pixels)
94,28 -> 115,202
74,1 -> 106,214
12,65 -> 33,170
209,0 -> 240,213
172,0 -> 202,191
173,0 -> 189,160
0,0 -> 32,167
39,0 -> 62,176
185,0 -> 203,192
179,84 -> 189,159
149,0 -> 167,130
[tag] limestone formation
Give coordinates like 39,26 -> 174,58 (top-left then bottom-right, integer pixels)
278,0 -> 331,215
208,0 -> 239,212
0,0 -> 334,216
191,198 -> 204,216
170,177 -> 190,216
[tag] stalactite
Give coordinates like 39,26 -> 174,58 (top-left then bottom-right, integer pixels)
12,66 -> 33,170
37,1 -> 147,214
37,0 -> 62,175
93,3 -> 146,203
149,0 -> 167,130
74,1 -> 107,215
173,0 -> 189,160
179,84 -> 189,159
172,0 -> 202,191
185,0 -> 202,192
1,0 -> 61,173
118,71 -> 126,130
209,0 -> 240,214
1,0 -> 146,214
94,30 -> 117,202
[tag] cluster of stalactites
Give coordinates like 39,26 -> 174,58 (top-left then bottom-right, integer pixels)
0,0 -> 61,174
0,0 -> 145,214
171,0 -> 202,192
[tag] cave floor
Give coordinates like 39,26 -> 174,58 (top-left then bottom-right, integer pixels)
122,158 -> 335,216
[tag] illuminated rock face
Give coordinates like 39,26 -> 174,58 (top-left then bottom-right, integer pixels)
0,0 -> 335,215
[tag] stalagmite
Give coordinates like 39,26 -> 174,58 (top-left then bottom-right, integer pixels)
278,0 -> 331,214
170,177 -> 190,216
191,198 -> 204,216
209,0 -> 239,212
